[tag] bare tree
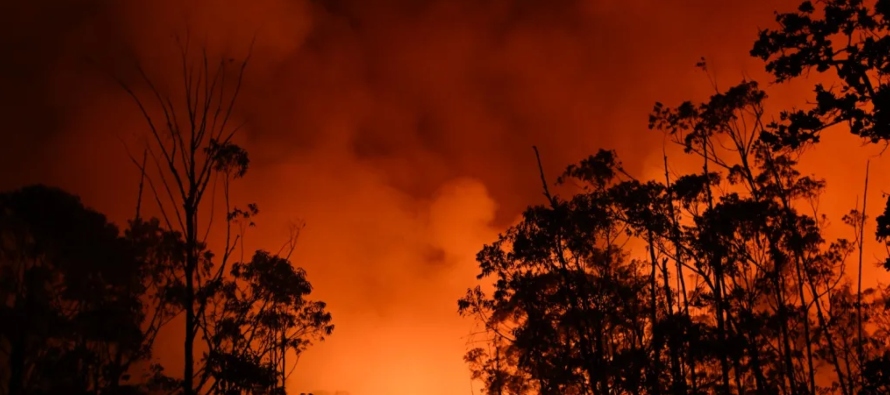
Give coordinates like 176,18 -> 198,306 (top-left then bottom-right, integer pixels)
117,33 -> 254,395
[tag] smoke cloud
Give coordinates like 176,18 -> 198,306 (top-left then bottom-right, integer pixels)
6,0 -> 887,394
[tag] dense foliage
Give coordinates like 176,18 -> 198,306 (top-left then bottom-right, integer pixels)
459,0 -> 890,395
461,76 -> 890,394
0,185 -> 331,395
461,3 -> 890,388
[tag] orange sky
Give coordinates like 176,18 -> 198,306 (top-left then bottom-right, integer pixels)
2,0 -> 888,394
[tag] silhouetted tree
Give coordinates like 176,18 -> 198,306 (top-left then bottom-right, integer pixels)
751,0 -> 890,254
459,148 -> 656,395
204,250 -> 333,394
115,35 -> 252,395
751,1 -> 890,392
122,216 -> 193,394
0,185 -> 148,395
460,77 -> 890,395
115,34 -> 333,395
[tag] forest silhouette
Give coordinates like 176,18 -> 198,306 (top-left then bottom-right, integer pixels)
3,0 -> 890,394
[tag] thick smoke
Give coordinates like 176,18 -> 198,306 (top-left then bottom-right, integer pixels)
7,0 -> 882,394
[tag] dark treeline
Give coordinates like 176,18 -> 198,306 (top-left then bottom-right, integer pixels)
0,38 -> 333,395
460,1 -> 890,394
7,1 -> 890,395
0,186 -> 330,395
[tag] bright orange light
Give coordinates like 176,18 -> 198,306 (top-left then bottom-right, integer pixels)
4,0 -> 887,394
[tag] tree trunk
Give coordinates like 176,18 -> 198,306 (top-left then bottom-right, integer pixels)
183,206 -> 197,395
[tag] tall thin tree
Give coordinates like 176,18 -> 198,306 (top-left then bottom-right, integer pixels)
116,33 -> 253,395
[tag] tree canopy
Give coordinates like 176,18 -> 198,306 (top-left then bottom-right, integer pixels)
460,5 -> 890,389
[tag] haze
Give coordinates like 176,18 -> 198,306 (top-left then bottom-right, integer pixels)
2,0 -> 887,394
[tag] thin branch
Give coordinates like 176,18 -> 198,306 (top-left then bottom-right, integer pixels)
147,144 -> 186,231
857,159 -> 870,370
120,139 -> 174,230
532,146 -> 556,206
136,148 -> 148,221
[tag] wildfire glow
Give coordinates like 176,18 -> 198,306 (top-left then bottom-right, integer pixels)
2,0 -> 887,394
